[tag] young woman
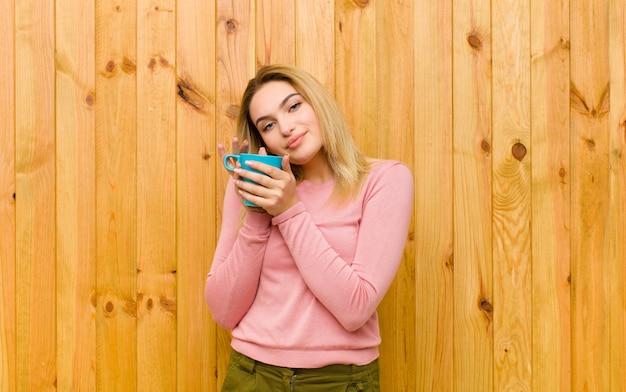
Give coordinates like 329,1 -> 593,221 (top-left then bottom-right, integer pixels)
205,65 -> 414,391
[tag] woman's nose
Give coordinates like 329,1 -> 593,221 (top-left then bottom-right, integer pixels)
279,120 -> 294,135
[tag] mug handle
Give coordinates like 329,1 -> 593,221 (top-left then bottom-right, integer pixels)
223,154 -> 239,171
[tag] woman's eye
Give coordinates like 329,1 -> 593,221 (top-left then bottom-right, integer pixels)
289,102 -> 301,112
262,122 -> 275,132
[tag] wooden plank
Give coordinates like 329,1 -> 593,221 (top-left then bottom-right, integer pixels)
256,0 -> 295,65
176,0 -> 217,390
14,0 -> 56,389
606,0 -> 626,388
215,0 -> 255,387
452,1 -> 493,390
295,0 -> 334,91
136,1 -> 177,390
414,1 -> 453,391
0,0 -> 16,390
335,0 -> 378,153
55,0 -> 97,389
94,0 -> 138,389
570,0 -> 610,390
491,0 -> 532,389
374,1 -> 416,391
530,0 -> 571,390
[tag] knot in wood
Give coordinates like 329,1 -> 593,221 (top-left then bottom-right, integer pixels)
148,58 -> 157,71
226,19 -> 237,33
467,33 -> 483,50
512,142 -> 527,161
121,56 -> 137,74
227,105 -> 240,118
103,60 -> 116,78
85,94 -> 95,107
481,139 -> 491,154
480,299 -> 493,313
159,57 -> 170,67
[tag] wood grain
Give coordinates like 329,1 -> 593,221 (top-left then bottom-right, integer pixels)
453,1 -> 494,390
176,0 -> 217,390
136,0 -> 177,390
14,0 -> 56,389
55,0 -> 97,390
335,0 -> 378,153
606,0 -> 626,388
491,0 -> 532,389
570,0 -> 610,390
295,0 -> 335,90
0,0 -> 16,389
530,1 -> 571,391
95,0 -> 138,389
414,1 -> 454,390
256,0 -> 295,66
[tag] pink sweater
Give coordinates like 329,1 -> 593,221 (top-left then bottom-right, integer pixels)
205,160 -> 414,368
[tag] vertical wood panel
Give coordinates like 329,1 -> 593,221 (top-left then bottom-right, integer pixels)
136,0 -> 177,390
452,1 -> 493,390
335,0 -> 377,152
570,0 -> 610,390
215,0 -> 255,388
0,0 -> 16,390
606,0 -> 626,387
491,0 -> 532,390
530,0 -> 571,390
14,0 -> 56,389
295,0 -> 334,90
375,1 -> 416,391
55,0 -> 97,389
176,0 -> 217,390
95,0 -> 138,389
257,0 -> 295,65
414,1 -> 453,390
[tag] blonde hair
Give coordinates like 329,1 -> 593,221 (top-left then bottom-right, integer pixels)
237,64 -> 370,199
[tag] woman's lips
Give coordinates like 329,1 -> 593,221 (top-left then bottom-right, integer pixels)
287,133 -> 306,149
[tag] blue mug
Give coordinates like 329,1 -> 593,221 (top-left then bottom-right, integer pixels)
223,153 -> 283,207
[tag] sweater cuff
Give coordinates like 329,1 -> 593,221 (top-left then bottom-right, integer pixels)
271,202 -> 306,226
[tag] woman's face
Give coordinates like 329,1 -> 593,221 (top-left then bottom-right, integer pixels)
248,81 -> 324,166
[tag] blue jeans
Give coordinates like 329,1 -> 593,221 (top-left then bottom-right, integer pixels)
220,350 -> 380,392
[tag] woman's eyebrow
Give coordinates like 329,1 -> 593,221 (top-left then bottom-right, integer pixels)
254,92 -> 301,127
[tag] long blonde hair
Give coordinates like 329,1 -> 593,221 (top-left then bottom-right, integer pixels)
237,64 -> 370,199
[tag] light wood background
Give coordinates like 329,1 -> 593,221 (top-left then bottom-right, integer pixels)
1,0 -> 625,391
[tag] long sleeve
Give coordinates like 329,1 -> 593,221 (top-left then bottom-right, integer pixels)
204,178 -> 272,329
271,162 -> 414,331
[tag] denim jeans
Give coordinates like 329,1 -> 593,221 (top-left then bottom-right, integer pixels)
220,350 -> 380,392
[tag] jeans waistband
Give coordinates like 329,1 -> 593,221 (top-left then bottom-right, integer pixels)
231,350 -> 378,376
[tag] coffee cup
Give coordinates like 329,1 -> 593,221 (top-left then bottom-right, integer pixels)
222,153 -> 283,207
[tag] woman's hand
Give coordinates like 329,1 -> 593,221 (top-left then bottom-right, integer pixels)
218,137 -> 265,212
218,136 -> 248,172
234,154 -> 299,216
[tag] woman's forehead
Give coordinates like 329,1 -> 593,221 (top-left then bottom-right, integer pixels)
250,81 -> 299,116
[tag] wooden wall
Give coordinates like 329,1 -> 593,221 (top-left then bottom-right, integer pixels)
0,0 -> 625,391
